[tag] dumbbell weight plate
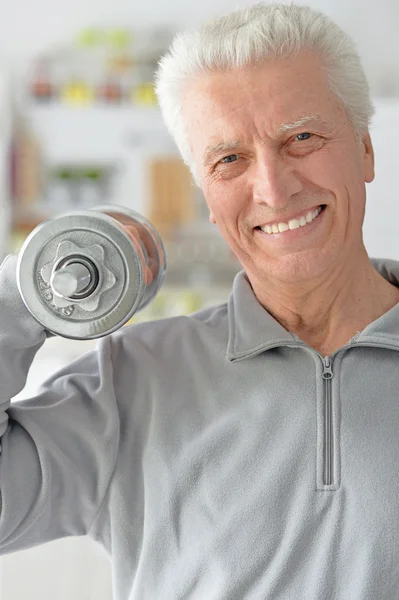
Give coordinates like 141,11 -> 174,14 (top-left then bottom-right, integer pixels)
17,211 -> 145,339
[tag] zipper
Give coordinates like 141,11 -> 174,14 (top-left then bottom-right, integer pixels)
234,339 -> 399,488
274,341 -> 399,489
321,356 -> 334,486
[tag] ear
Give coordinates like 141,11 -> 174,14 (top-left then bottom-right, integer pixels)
362,132 -> 375,184
209,212 -> 216,224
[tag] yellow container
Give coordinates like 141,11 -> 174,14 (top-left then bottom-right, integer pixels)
61,82 -> 95,105
131,83 -> 157,106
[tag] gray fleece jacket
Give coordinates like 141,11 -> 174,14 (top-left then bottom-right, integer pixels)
1,251 -> 399,600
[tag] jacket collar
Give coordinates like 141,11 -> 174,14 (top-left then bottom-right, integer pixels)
226,257 -> 399,362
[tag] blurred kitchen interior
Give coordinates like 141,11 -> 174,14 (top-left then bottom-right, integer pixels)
0,0 -> 398,598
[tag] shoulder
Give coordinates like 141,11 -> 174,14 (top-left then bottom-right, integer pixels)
108,300 -> 229,359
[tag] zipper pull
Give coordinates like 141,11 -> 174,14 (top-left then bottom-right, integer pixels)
322,356 -> 333,379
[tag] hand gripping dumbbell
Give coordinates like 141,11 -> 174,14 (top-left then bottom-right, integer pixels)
16,205 -> 166,339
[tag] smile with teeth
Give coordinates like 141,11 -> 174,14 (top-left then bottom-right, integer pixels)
259,206 -> 324,235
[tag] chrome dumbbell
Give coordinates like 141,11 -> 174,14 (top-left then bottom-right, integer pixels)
16,205 -> 166,339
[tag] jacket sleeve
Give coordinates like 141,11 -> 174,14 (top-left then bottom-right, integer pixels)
0,255 -> 120,554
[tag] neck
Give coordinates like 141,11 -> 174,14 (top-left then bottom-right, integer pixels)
248,247 -> 399,356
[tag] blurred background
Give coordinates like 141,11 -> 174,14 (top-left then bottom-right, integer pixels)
0,0 -> 398,598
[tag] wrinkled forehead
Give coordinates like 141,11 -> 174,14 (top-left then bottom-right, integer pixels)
183,50 -> 334,110
182,56 -> 344,163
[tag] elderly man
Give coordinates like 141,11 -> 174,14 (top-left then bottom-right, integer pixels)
1,3 -> 399,600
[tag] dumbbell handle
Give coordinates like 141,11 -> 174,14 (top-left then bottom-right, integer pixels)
51,263 -> 92,298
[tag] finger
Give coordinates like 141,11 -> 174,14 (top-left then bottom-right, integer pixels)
122,225 -> 154,285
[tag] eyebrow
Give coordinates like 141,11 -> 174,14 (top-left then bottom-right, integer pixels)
202,113 -> 332,166
276,113 -> 332,133
203,140 -> 241,166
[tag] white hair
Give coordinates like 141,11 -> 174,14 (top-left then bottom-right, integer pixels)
154,2 -> 375,185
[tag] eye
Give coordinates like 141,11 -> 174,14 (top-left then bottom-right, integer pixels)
295,132 -> 312,141
220,154 -> 238,164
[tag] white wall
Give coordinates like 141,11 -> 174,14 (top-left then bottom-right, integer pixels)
363,98 -> 399,258
0,71 -> 11,261
0,0 -> 398,96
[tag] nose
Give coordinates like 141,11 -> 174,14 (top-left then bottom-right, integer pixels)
252,150 -> 303,208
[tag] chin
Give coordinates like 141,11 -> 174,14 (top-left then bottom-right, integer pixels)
254,248 -> 334,284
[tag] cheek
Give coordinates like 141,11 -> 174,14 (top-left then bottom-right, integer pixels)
210,197 -> 243,231
304,151 -> 366,232
300,151 -> 337,188
300,150 -> 356,201
204,190 -> 244,239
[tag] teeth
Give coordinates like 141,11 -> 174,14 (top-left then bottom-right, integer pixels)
261,206 -> 322,235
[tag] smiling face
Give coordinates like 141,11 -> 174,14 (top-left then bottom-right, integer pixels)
182,49 -> 375,288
